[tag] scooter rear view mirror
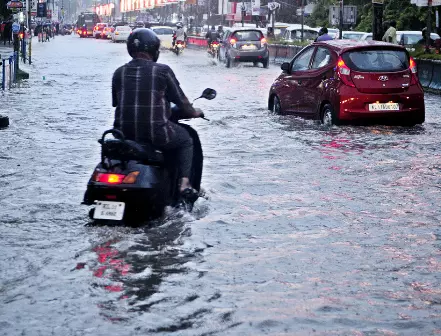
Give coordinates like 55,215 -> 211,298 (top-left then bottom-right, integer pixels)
200,88 -> 217,100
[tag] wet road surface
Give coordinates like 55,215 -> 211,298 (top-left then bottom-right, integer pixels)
1,35 -> 441,335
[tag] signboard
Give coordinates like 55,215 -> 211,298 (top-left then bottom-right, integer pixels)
329,5 -> 357,25
251,0 -> 260,16
372,0 -> 384,4
36,2 -> 46,17
411,0 -> 441,6
268,1 -> 280,11
6,0 -> 24,9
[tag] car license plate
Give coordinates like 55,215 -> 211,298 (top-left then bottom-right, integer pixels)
94,201 -> 125,220
241,45 -> 257,50
368,103 -> 399,111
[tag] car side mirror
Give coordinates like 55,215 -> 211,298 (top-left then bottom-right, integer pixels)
281,62 -> 290,73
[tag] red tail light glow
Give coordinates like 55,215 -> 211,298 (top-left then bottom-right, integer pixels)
261,37 -> 267,44
230,38 -> 236,45
409,57 -> 418,86
337,57 -> 355,87
94,171 -> 139,184
96,173 -> 125,184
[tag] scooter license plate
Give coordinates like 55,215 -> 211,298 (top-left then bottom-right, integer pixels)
94,201 -> 125,220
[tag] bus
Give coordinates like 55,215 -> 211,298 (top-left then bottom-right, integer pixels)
77,12 -> 100,37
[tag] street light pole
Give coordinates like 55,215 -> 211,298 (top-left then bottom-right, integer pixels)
426,0 -> 433,52
339,0 -> 343,39
301,0 -> 305,42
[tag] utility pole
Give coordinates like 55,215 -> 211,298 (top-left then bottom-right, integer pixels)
339,0 -> 343,39
300,0 -> 305,42
372,0 -> 384,41
426,0 -> 433,52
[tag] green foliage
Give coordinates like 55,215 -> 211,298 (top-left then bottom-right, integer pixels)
308,0 -> 434,32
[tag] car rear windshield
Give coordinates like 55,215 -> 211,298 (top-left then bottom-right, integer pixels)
342,48 -> 409,72
232,30 -> 263,41
117,26 -> 131,31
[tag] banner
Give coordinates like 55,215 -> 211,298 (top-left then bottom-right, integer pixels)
410,0 -> 441,6
251,0 -> 260,15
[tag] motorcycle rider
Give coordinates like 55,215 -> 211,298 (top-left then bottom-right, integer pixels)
172,22 -> 186,47
205,25 -> 219,45
217,25 -> 224,40
205,25 -> 220,53
112,28 -> 203,200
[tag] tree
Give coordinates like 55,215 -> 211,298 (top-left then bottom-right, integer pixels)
308,0 -> 431,32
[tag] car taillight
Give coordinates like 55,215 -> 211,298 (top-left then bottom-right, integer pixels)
337,56 -> 355,87
261,37 -> 267,44
230,38 -> 236,45
409,57 -> 418,86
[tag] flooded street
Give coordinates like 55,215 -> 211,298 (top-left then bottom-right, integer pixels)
1,35 -> 441,335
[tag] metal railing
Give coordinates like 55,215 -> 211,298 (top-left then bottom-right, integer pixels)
0,52 -> 18,91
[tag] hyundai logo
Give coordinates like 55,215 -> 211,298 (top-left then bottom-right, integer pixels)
378,76 -> 389,81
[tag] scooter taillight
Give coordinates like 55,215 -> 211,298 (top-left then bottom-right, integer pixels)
93,171 -> 140,184
95,173 -> 125,184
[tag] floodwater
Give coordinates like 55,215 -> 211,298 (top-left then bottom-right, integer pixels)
1,35 -> 441,336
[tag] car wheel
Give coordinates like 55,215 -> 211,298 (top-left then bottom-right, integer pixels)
253,61 -> 258,67
272,96 -> 282,114
321,103 -> 339,126
262,58 -> 269,69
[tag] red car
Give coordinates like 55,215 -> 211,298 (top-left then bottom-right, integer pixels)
268,40 -> 425,126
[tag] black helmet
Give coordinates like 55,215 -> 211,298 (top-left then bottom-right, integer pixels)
127,28 -> 161,61
319,27 -> 328,36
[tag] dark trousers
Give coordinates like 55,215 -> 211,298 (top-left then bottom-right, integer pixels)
157,125 -> 193,179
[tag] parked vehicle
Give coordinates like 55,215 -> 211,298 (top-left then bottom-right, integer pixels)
342,31 -> 368,41
268,40 -> 425,126
327,28 -> 339,39
219,28 -> 269,68
150,26 -> 175,49
83,89 -> 217,224
360,33 -> 373,41
112,25 -> 132,42
281,24 -> 319,42
396,30 -> 441,46
93,23 -> 108,38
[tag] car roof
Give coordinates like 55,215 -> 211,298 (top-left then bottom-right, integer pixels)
342,31 -> 366,34
225,27 -> 265,32
315,39 -> 406,53
151,26 -> 174,29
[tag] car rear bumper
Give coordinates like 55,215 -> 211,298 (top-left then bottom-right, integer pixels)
229,49 -> 269,61
337,86 -> 425,121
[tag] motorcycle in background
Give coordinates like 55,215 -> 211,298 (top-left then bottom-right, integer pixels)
174,40 -> 185,56
208,41 -> 220,59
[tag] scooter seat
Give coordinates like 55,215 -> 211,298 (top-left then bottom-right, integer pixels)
101,139 -> 164,164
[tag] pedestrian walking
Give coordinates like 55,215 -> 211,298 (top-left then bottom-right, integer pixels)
3,20 -> 12,45
382,20 -> 397,44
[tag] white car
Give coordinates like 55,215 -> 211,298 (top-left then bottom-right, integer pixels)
360,33 -> 373,41
112,26 -> 132,42
327,28 -> 339,39
342,31 -> 367,41
396,30 -> 441,46
281,24 -> 319,42
150,26 -> 175,49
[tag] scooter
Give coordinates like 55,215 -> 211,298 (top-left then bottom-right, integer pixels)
174,40 -> 185,56
208,41 -> 220,59
82,88 -> 216,224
